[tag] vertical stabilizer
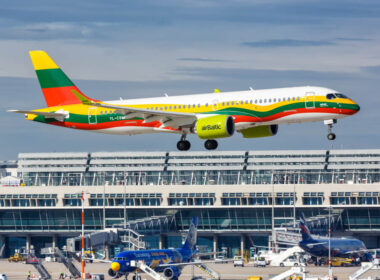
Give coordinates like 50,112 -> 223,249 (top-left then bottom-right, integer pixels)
299,213 -> 312,241
182,217 -> 198,252
29,50 -> 97,107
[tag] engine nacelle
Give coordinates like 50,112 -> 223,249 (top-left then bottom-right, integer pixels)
195,115 -> 235,139
108,268 -> 122,278
240,125 -> 278,138
163,266 -> 181,279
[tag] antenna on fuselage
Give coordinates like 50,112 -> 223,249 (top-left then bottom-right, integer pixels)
249,87 -> 254,91
164,93 -> 169,97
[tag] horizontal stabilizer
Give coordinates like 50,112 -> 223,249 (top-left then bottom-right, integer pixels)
8,109 -> 68,122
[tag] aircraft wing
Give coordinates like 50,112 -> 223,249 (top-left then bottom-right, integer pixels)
305,242 -> 327,248
92,103 -> 197,129
158,259 -> 233,267
8,110 -> 68,122
83,257 -> 112,263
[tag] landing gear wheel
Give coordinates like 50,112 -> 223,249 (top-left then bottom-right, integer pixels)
204,139 -> 218,150
177,140 -> 191,151
327,133 -> 336,140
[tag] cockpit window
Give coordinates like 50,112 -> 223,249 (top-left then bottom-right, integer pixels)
335,93 -> 348,99
326,93 -> 336,100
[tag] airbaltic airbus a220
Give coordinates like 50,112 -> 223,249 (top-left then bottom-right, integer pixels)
10,51 -> 360,150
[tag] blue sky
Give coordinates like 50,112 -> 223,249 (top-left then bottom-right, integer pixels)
1,0 -> 379,159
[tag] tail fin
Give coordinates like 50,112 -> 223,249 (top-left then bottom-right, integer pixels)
181,217 -> 198,251
29,50 -> 97,107
299,212 -> 312,241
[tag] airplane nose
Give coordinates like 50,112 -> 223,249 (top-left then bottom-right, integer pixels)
111,262 -> 120,271
355,103 -> 360,112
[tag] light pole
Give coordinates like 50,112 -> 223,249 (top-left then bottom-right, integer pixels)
328,206 -> 332,279
293,172 -> 296,228
81,191 -> 85,280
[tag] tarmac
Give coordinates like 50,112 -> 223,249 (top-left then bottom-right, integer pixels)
1,259 -> 379,280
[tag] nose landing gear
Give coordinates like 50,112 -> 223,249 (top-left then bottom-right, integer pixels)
204,139 -> 218,150
324,119 -> 337,140
177,134 -> 191,151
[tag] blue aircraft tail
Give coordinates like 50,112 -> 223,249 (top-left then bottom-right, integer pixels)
181,217 -> 198,252
299,213 -> 312,241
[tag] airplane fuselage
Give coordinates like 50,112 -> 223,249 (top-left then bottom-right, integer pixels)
27,86 -> 360,135
299,237 -> 366,258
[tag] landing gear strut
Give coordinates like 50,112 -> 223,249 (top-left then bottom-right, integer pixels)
204,139 -> 218,150
324,119 -> 337,141
177,134 -> 191,151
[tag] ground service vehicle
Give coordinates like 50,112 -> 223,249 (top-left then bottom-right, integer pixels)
8,253 -> 24,263
233,256 -> 244,267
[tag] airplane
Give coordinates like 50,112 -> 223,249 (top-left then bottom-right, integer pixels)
298,214 -> 372,261
9,51 -> 360,151
103,217 -> 217,280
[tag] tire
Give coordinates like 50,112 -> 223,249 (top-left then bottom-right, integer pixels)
280,263 -> 284,267
327,133 -> 336,140
177,140 -> 191,151
294,263 -> 298,267
205,139 -> 218,150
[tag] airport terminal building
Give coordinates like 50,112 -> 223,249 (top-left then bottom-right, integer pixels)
0,149 -> 380,258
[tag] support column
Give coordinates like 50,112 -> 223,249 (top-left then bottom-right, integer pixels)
26,235 -> 31,254
213,235 -> 218,258
240,234 -> 245,256
159,235 -> 164,249
104,244 -> 110,260
52,235 -> 57,249
0,235 -> 5,258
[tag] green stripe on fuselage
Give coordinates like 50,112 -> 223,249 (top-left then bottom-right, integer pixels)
31,101 -> 357,125
35,68 -> 75,89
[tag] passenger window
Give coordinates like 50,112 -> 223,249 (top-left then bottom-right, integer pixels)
193,104 -> 195,108
250,100 -> 253,104
169,106 -> 172,110
231,101 -> 234,105
222,102 -> 225,106
255,99 -> 257,103
259,100 -> 262,103
326,93 -> 336,100
274,98 -> 277,102
287,97 -> 290,101
100,111 -> 103,115
292,97 -> 295,101
245,100 -> 248,104
227,102 -> 230,106
297,97 -> 300,101
264,99 -> 267,103
165,106 -> 167,110
269,98 -> 272,103
174,106 -> 177,110
160,107 -> 163,110
198,104 -> 200,108
206,103 -> 208,107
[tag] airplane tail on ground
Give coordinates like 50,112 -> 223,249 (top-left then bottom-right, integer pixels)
181,217 -> 198,252
299,212 -> 312,241
29,50 -> 97,107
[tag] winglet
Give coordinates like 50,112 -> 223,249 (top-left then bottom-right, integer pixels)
214,89 -> 221,93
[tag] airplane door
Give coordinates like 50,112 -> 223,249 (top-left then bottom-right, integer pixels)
212,99 -> 219,111
88,107 -> 97,124
305,92 -> 315,109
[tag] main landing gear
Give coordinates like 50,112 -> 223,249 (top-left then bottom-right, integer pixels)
324,119 -> 337,140
177,134 -> 191,151
176,135 -> 219,151
204,139 -> 218,150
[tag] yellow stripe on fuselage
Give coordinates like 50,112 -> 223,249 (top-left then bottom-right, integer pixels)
28,96 -> 356,118
29,50 -> 59,70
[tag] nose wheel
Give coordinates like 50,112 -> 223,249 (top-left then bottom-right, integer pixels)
205,139 -> 218,150
177,134 -> 191,151
325,119 -> 337,141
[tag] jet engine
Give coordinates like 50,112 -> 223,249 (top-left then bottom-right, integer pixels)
108,269 -> 123,278
195,115 -> 235,139
240,125 -> 278,138
163,266 -> 181,279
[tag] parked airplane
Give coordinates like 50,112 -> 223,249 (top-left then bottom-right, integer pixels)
298,214 -> 372,261
104,217 -> 215,279
10,51 -> 360,150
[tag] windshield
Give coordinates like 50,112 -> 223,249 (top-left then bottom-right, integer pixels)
326,93 -> 349,99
